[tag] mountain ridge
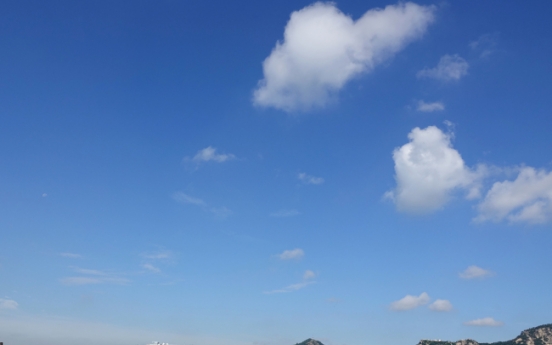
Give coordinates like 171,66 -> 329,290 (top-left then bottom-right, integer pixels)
417,324 -> 552,345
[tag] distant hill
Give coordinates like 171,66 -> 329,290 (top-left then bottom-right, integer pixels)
417,324 -> 552,345
295,339 -> 325,345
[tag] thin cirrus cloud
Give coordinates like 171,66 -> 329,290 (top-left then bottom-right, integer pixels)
417,54 -> 469,81
459,265 -> 494,279
416,100 -> 445,112
464,317 -> 504,327
270,209 -> 300,217
389,292 -> 430,311
142,263 -> 161,274
475,167 -> 552,224
385,126 -> 486,214
276,248 -> 304,261
173,192 -> 232,219
253,2 -> 435,111
59,252 -> 82,259
298,172 -> 325,185
264,270 -> 316,294
429,299 -> 453,312
60,267 -> 129,286
0,298 -> 18,310
470,32 -> 499,58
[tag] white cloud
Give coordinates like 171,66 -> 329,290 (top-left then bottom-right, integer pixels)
173,192 -> 232,218
464,317 -> 503,327
416,100 -> 445,112
60,252 -> 81,259
264,270 -> 316,294
276,248 -> 304,261
417,54 -> 469,81
173,192 -> 206,206
429,299 -> 453,312
303,270 -> 316,280
469,33 -> 499,58
142,263 -> 161,274
270,209 -> 300,217
476,167 -> 552,224
61,267 -> 129,286
143,250 -> 172,260
0,298 -> 18,310
298,172 -> 325,185
192,146 -> 236,163
386,126 -> 485,214
459,265 -> 493,279
390,292 -> 430,311
253,2 -> 435,111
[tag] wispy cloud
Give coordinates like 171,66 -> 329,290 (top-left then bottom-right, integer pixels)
464,317 -> 503,327
390,292 -> 430,311
429,299 -> 453,312
142,263 -> 161,274
142,250 -> 173,260
269,209 -> 300,218
173,192 -> 206,206
417,54 -> 469,81
459,265 -> 494,279
416,100 -> 445,112
0,298 -> 18,310
276,248 -> 304,261
60,267 -> 129,286
298,173 -> 325,185
190,146 -> 236,163
173,192 -> 232,219
264,270 -> 316,294
60,252 -> 82,259
470,32 -> 499,58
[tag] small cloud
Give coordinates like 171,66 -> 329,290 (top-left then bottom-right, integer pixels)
429,299 -> 453,312
42,193 -> 48,197
326,297 -> 341,303
270,209 -> 300,217
60,252 -> 82,259
263,281 -> 315,294
469,33 -> 499,58
417,54 -> 469,81
464,317 -> 503,327
459,265 -> 493,279
60,277 -> 103,286
191,146 -> 236,163
61,267 -> 129,286
416,100 -> 445,112
298,173 -> 325,185
276,248 -> 304,261
390,292 -> 430,311
142,263 -> 161,274
173,192 -> 232,219
143,250 -> 172,260
173,192 -> 206,206
210,206 -> 233,219
303,270 -> 316,280
0,298 -> 18,310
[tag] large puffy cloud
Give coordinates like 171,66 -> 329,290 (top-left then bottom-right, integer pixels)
476,167 -> 552,224
253,2 -> 435,111
387,126 -> 484,214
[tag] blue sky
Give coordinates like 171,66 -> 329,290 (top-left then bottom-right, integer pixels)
1,1 -> 552,344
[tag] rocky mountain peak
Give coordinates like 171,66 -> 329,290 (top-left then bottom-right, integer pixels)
295,339 -> 325,345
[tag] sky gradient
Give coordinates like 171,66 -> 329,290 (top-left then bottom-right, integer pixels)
1,1 -> 552,345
